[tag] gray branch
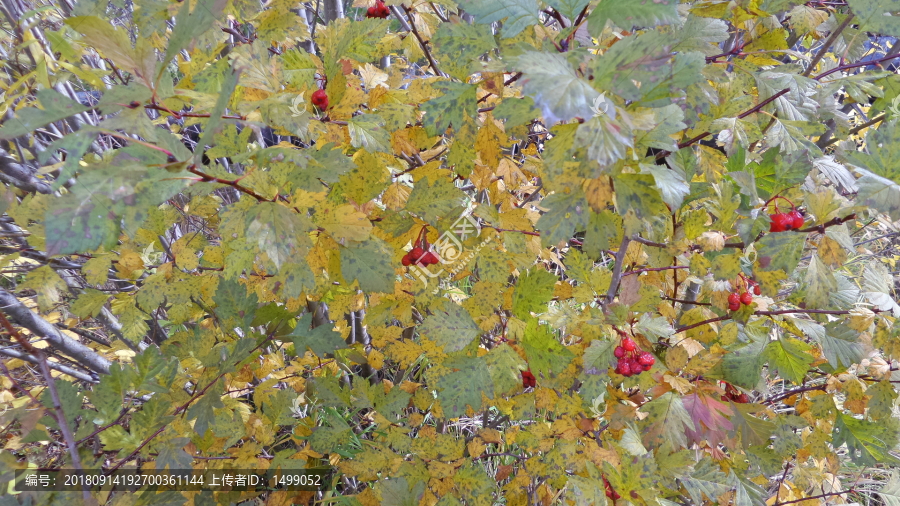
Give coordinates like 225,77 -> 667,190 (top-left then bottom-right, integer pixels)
0,347 -> 97,383
0,148 -> 51,194
0,289 -> 111,375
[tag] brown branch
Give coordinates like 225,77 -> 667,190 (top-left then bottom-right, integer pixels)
674,315 -> 732,334
765,384 -> 827,404
485,226 -> 541,237
401,4 -> 445,77
186,164 -> 271,202
803,14 -> 854,77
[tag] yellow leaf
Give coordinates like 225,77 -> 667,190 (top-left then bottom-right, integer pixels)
316,203 -> 372,241
382,182 -> 411,210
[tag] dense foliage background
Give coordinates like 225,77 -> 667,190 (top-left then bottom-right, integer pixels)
2,0 -> 900,504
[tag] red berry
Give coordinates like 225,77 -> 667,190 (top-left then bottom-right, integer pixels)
643,363 -> 653,372
771,212 -> 794,232
727,293 -> 740,305
418,251 -> 438,266
616,360 -> 632,376
753,285 -> 761,295
740,292 -> 753,305
629,358 -> 642,373
621,338 -> 636,352
521,370 -> 536,388
736,393 -> 750,403
427,252 -> 440,265
311,89 -> 329,109
401,254 -> 411,266
614,346 -> 625,358
728,302 -> 741,311
409,246 -> 424,262
789,210 -> 804,230
638,352 -> 655,366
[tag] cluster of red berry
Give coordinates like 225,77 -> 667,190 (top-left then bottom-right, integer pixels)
767,196 -> 805,232
401,227 -> 440,266
365,0 -> 390,18
727,274 -> 760,311
721,383 -> 750,403
521,370 -> 536,388
603,476 -> 620,500
613,337 -> 655,377
311,89 -> 328,110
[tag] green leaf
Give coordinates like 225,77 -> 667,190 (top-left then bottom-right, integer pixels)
70,288 -> 111,318
435,356 -> 493,418
729,403 -> 775,449
681,459 -> 731,504
187,387 -> 225,437
754,231 -> 806,273
419,304 -> 481,353
535,188 -> 590,248
213,278 -> 259,329
340,238 -> 396,293
420,82 -> 478,136
575,112 -> 634,166
455,0 -> 541,37
722,325 -> 768,389
854,168 -> 900,220
290,313 -> 347,357
794,320 -> 863,371
640,391 -> 696,449
492,97 -> 540,128
877,472 -> 900,506
522,319 -> 574,376
163,0 -> 225,78
516,51 -> 600,124
583,209 -> 623,259
832,413 -> 900,465
308,408 -> 353,453
588,0 -> 679,33
512,269 -> 557,318
379,477 -> 426,506
406,176 -> 467,224
764,337 -> 814,384
544,0 -> 590,19
431,22 -> 496,80
848,0 -> 900,36
347,114 -> 391,153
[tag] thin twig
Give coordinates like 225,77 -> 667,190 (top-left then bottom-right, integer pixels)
401,4 -> 446,77
604,236 -> 632,306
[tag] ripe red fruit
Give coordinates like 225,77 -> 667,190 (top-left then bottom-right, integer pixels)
366,0 -> 389,18
638,352 -> 655,367
409,246 -> 424,262
789,210 -> 804,229
621,338 -> 636,352
521,370 -> 536,388
769,212 -> 794,232
753,285 -> 761,295
616,360 -> 632,376
643,363 -> 653,372
740,292 -> 753,305
419,251 -> 439,265
727,293 -> 740,305
311,89 -> 329,109
629,358 -> 642,373
613,346 -> 625,358
401,254 -> 411,266
728,301 -> 741,311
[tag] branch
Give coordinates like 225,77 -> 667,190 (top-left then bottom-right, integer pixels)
0,312 -> 88,499
187,164 -> 271,202
604,235 -> 632,305
802,14 -> 854,77
623,266 -> 688,277
484,225 -> 540,237
401,4 -> 446,77
765,384 -> 827,404
0,148 -> 51,194
674,306 -> 883,334
773,489 -> 853,506
0,347 -> 96,382
0,289 -> 111,375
